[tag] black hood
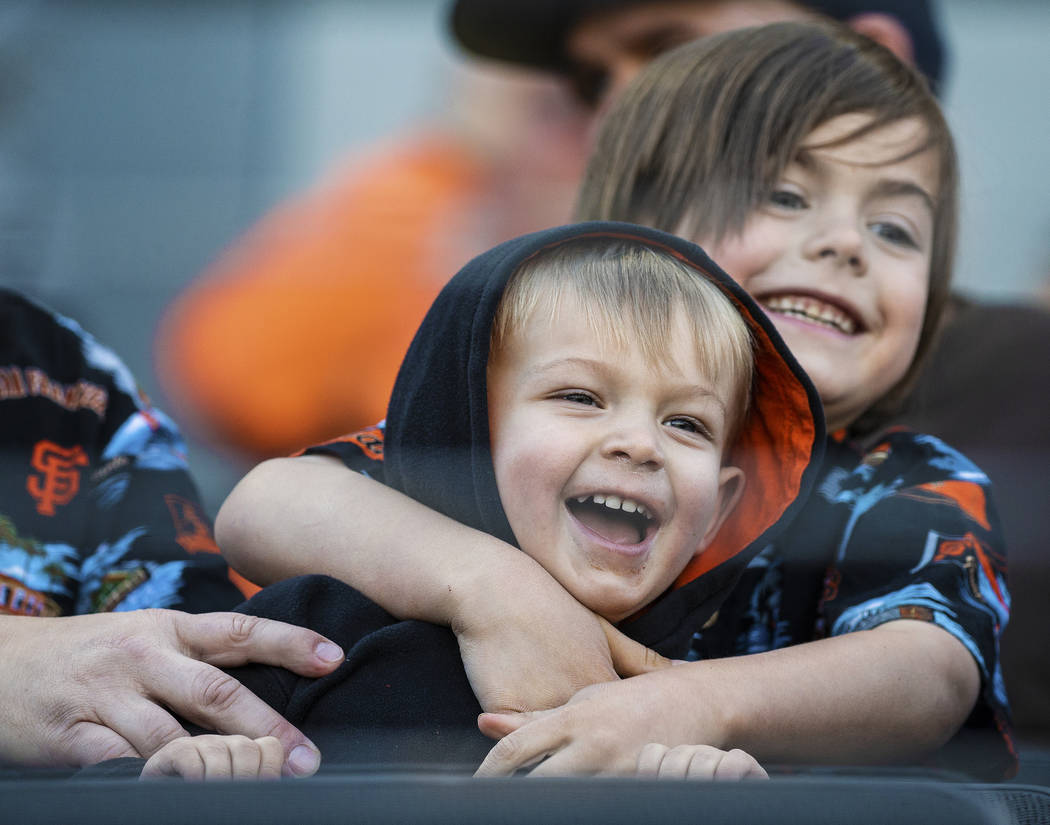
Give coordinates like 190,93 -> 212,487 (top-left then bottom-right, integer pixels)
383,222 -> 825,656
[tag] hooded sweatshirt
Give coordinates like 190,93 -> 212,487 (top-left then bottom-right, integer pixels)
218,222 -> 824,769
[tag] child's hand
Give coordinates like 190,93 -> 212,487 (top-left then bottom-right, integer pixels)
475,669 -> 705,777
452,552 -> 671,714
637,743 -> 768,780
140,735 -> 284,781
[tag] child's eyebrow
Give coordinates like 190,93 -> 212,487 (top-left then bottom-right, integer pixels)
868,179 -> 937,215
520,356 -> 606,380
523,357 -> 728,411
794,149 -> 936,215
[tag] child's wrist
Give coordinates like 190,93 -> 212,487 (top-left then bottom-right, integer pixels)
446,545 -> 551,635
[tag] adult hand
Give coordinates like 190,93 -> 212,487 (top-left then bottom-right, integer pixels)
450,554 -> 671,713
474,665 -> 707,777
0,610 -> 344,775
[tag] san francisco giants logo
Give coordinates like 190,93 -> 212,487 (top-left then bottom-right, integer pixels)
27,440 -> 89,516
164,495 -> 220,554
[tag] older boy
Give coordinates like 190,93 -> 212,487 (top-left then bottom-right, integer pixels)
453,0 -> 1050,746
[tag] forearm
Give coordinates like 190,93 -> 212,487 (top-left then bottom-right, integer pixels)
478,619 -> 982,776
216,455 -> 548,625
665,620 -> 980,764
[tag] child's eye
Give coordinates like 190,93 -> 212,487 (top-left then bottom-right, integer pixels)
870,220 -> 919,250
769,188 -> 808,210
556,390 -> 598,406
664,416 -> 713,440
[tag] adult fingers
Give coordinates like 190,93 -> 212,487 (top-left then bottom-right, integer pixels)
93,695 -> 190,763
166,611 -> 344,677
60,721 -> 143,768
599,619 -> 673,677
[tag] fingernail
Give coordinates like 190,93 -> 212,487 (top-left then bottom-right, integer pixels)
288,744 -> 321,777
315,641 -> 343,663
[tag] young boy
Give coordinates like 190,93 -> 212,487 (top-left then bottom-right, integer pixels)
147,222 -> 822,778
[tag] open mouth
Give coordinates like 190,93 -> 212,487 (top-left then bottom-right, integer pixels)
762,294 -> 862,335
566,493 -> 657,545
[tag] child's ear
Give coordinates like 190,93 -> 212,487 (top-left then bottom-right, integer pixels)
846,13 -> 916,69
698,466 -> 746,550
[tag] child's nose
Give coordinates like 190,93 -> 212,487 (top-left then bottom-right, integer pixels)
600,419 -> 664,469
802,218 -> 867,276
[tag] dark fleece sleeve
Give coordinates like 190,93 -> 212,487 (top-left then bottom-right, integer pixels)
227,575 -> 491,769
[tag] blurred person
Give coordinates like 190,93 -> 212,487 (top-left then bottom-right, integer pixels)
0,287 -> 343,775
155,65 -> 590,459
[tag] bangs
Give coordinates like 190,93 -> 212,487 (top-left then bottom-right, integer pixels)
492,240 -> 755,430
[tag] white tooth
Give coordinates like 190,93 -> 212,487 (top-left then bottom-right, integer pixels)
593,494 -> 606,505
604,495 -> 622,510
576,496 -> 588,503
621,499 -> 637,513
638,505 -> 651,519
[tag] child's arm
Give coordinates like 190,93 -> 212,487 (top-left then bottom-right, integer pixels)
140,735 -> 284,781
474,619 -> 979,775
217,456 -> 668,712
636,743 -> 768,780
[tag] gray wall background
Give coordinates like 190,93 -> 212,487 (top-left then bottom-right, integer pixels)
2,0 -> 1047,514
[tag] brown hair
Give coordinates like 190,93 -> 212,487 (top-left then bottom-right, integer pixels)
576,20 -> 957,432
491,238 -> 755,437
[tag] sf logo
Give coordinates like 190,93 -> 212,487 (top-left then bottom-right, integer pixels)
27,440 -> 88,516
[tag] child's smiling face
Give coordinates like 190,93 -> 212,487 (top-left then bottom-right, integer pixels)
486,292 -> 744,623
702,114 -> 937,432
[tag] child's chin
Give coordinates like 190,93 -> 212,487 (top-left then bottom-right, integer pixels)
570,576 -> 650,625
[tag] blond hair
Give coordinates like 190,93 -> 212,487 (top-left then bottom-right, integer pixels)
491,238 -> 755,435
577,21 -> 957,432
